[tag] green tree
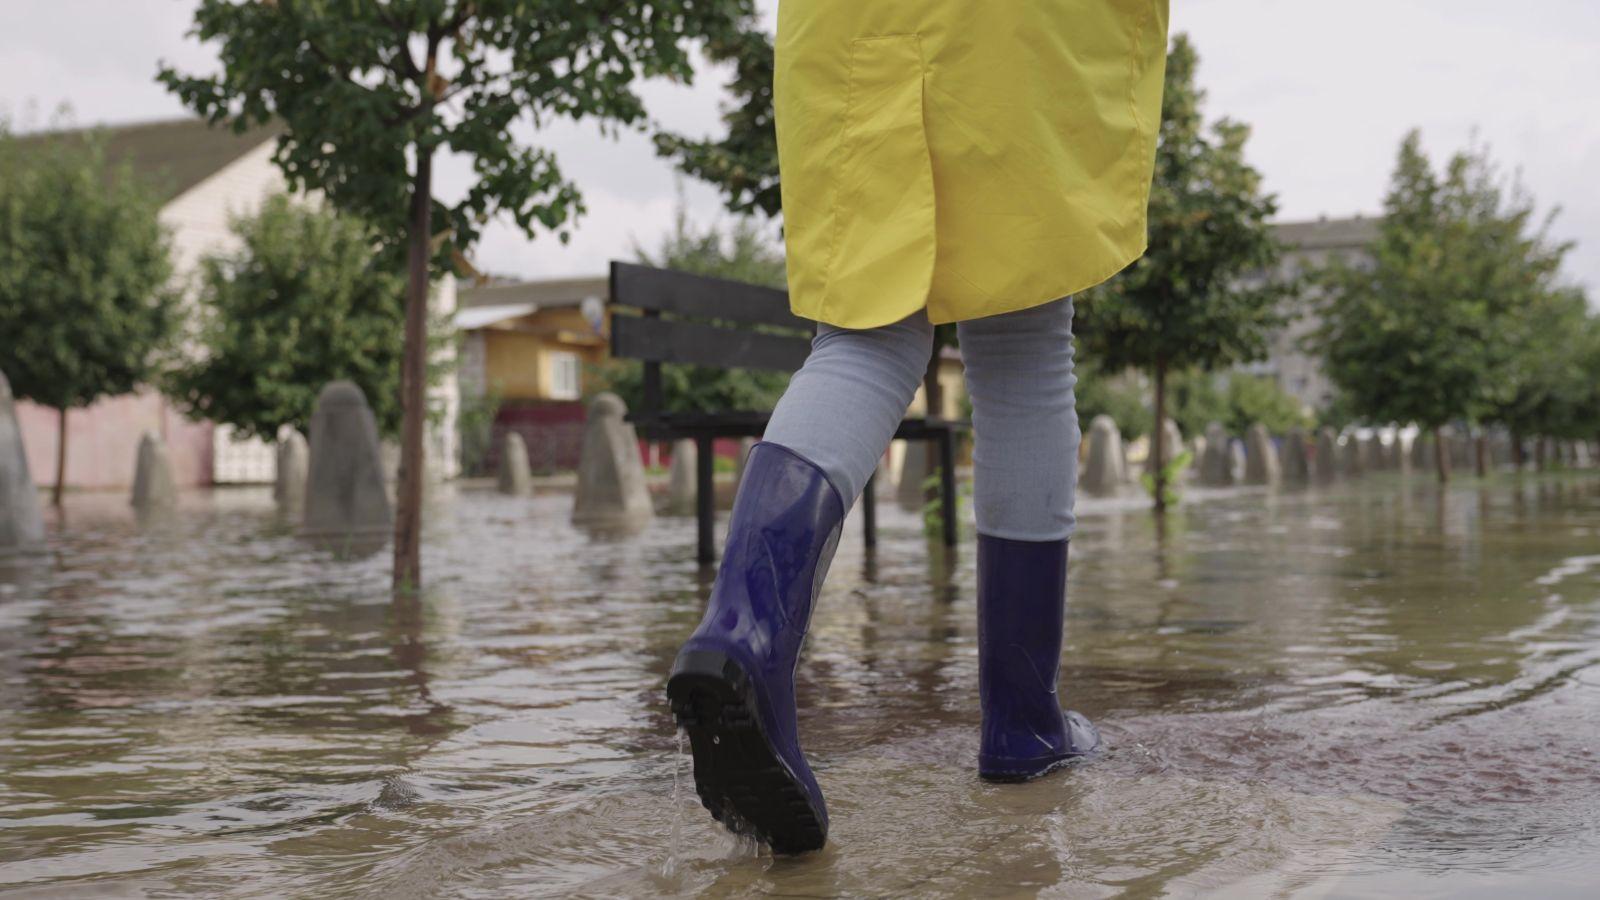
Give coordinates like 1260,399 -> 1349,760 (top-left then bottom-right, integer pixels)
1313,132 -> 1569,481
1581,314 -> 1600,449
1485,285 -> 1596,459
1074,363 -> 1150,443
595,204 -> 792,413
1075,34 -> 1289,511
1165,369 -> 1229,441
1161,369 -> 1306,443
0,125 -> 178,506
1312,390 -> 1361,434
160,0 -> 758,592
654,28 -> 779,218
638,199 -> 789,289
167,195 -> 407,441
1222,374 -> 1308,436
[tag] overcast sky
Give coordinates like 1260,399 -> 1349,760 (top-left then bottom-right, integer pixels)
4,1 -> 1597,295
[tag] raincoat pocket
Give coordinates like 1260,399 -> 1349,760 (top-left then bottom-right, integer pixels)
819,35 -> 937,328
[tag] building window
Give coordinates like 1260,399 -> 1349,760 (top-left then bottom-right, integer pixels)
549,351 -> 582,401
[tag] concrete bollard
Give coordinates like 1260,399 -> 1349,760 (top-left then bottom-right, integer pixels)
1243,424 -> 1281,486
498,431 -> 533,496
898,440 -> 931,511
1080,415 -> 1125,497
1314,428 -> 1339,482
1144,418 -> 1185,478
1411,431 -> 1435,471
274,430 -> 309,509
664,438 -> 697,516
1281,427 -> 1311,482
130,432 -> 178,513
1358,436 -> 1384,472
1445,427 -> 1472,470
571,392 -> 654,530
1384,435 -> 1405,471
1199,422 -> 1235,487
304,381 -> 393,537
1339,436 -> 1364,478
1489,433 -> 1513,469
0,370 -> 45,549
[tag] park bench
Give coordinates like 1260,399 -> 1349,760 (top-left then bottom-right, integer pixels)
608,261 -> 964,564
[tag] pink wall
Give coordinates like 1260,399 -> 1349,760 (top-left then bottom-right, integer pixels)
16,388 -> 213,491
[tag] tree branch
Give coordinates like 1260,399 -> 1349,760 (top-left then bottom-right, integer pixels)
278,0 -> 395,101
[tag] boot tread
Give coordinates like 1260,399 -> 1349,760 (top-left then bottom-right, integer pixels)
667,653 -> 827,854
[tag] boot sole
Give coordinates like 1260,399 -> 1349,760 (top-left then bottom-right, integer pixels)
667,650 -> 826,854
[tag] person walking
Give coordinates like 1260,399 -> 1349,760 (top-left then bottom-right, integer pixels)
667,0 -> 1171,854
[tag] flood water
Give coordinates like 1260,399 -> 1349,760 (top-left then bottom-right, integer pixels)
2,472 -> 1599,898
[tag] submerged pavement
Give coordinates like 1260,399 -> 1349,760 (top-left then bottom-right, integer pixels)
1,474 -> 1598,897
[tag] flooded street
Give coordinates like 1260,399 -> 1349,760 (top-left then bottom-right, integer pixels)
2,473 -> 1599,898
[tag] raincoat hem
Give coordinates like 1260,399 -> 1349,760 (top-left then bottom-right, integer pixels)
792,230 -> 1148,331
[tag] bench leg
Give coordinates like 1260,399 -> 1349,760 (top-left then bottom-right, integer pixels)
862,470 -> 878,548
939,431 -> 957,547
696,434 -> 716,565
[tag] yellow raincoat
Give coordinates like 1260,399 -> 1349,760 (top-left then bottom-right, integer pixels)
776,0 -> 1170,329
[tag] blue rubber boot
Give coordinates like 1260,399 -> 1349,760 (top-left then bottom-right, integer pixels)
666,442 -> 845,854
977,535 -> 1103,782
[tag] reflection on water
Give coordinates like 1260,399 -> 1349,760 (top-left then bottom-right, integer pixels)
2,475 -> 1600,897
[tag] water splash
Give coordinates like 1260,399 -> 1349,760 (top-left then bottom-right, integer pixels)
662,727 -> 687,881
727,830 -> 764,860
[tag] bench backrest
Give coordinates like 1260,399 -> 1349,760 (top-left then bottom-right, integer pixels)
608,261 -> 815,416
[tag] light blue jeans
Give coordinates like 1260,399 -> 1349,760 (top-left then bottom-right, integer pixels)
763,299 -> 1079,541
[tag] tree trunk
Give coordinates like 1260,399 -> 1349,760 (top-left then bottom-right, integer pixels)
1152,358 -> 1168,513
1433,425 -> 1450,484
1511,431 -> 1525,470
1535,437 -> 1547,472
393,147 -> 434,596
1474,433 -> 1487,478
52,407 -> 68,507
